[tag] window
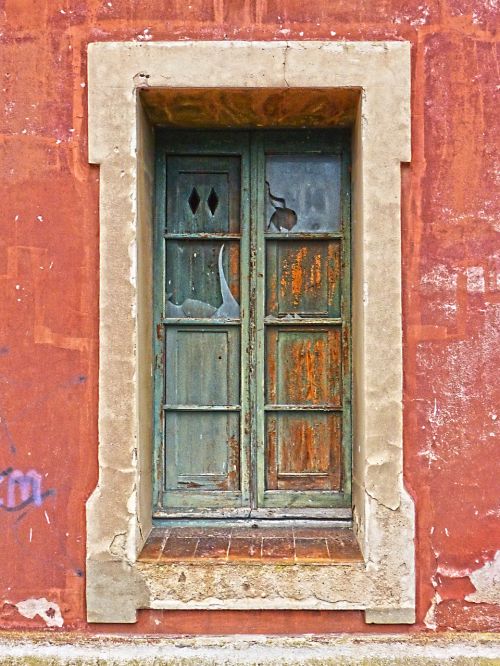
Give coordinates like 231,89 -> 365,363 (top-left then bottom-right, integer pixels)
152,130 -> 351,520
86,40 -> 414,625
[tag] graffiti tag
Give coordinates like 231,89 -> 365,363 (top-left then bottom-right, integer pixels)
0,468 -> 54,511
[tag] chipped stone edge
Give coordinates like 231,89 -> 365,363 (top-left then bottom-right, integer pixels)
86,40 -> 414,624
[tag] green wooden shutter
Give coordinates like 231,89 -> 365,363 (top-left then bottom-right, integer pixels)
153,132 -> 251,517
153,130 -> 351,520
254,131 -> 351,515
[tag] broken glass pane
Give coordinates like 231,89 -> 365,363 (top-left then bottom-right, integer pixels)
165,242 -> 240,319
265,155 -> 341,233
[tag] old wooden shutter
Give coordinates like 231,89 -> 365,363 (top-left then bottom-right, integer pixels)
153,130 -> 351,520
255,132 -> 351,514
153,133 -> 251,516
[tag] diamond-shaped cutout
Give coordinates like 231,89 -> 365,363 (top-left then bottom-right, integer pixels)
207,188 -> 219,216
188,187 -> 200,214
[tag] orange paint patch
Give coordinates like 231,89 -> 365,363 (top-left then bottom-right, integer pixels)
291,247 -> 308,305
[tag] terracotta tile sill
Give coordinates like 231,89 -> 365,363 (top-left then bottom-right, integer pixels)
138,526 -> 363,565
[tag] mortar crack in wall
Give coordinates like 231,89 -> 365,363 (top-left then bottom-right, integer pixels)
110,532 -> 128,559
283,43 -> 291,88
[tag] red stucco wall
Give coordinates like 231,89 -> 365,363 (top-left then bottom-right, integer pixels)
0,0 -> 498,634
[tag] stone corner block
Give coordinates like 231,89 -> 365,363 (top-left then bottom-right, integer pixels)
365,607 -> 416,625
86,559 -> 148,623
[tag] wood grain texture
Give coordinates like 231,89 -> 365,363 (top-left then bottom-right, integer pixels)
266,241 -> 341,317
266,412 -> 342,491
141,88 -> 359,128
266,327 -> 342,407
138,526 -> 362,564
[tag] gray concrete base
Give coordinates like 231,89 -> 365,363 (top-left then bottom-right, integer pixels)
0,632 -> 499,665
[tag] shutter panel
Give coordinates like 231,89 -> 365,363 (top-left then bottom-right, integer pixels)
258,134 -> 351,513
154,137 -> 251,516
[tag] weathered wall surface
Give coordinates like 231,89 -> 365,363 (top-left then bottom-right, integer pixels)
0,0 -> 498,635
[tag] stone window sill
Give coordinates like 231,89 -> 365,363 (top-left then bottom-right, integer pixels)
138,526 -> 362,565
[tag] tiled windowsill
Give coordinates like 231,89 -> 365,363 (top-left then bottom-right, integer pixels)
138,526 -> 363,566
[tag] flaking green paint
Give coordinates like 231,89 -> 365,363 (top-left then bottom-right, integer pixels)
153,130 -> 351,521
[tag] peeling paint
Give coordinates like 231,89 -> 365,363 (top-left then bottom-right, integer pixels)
14,598 -> 64,628
466,551 -> 500,605
466,266 -> 486,293
423,591 -> 441,630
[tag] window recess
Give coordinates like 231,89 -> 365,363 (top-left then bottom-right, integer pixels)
153,129 -> 351,521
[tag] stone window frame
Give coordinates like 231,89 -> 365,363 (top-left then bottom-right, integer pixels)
86,40 -> 415,624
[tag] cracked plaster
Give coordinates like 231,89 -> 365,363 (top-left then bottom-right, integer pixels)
466,552 -> 500,606
86,40 -> 414,624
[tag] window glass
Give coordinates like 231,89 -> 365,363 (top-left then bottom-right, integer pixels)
265,155 -> 341,233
